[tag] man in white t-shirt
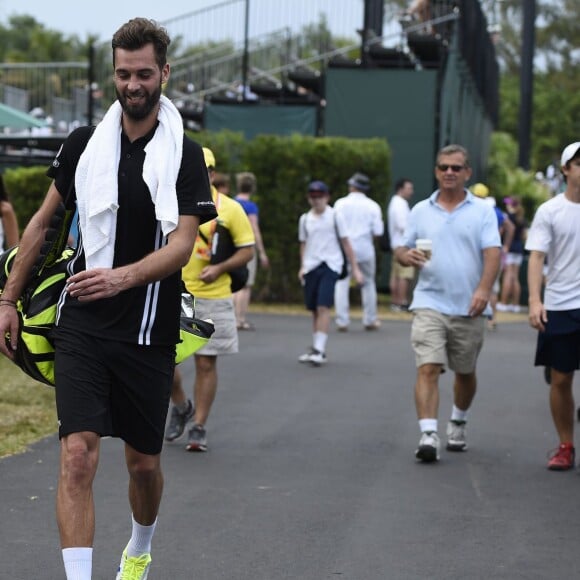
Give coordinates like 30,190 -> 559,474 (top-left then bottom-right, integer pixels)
527,141 -> 580,471
387,178 -> 414,311
333,173 -> 384,331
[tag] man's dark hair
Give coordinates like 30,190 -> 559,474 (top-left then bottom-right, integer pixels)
568,150 -> 580,166
395,178 -> 412,192
112,18 -> 171,69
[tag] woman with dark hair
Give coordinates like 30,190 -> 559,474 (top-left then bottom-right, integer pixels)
0,174 -> 19,250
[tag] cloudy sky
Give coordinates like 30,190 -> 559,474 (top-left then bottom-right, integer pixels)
0,0 -> 209,39
0,0 -> 377,43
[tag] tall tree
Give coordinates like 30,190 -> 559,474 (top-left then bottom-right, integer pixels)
0,15 -> 84,62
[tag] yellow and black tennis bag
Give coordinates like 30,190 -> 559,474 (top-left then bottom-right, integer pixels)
0,245 -> 72,385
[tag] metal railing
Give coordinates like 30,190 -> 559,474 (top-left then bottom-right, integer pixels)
0,62 -> 88,133
0,0 -> 497,132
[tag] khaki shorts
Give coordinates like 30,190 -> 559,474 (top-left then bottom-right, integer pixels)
391,260 -> 415,281
193,297 -> 238,356
411,309 -> 485,373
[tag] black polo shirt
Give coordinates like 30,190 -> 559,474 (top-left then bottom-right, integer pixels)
47,124 -> 216,346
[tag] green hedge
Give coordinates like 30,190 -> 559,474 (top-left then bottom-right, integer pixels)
3,166 -> 52,231
3,131 -> 391,303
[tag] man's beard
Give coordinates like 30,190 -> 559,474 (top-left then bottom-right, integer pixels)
116,83 -> 162,121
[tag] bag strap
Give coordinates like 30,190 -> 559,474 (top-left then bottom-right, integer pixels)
299,213 -> 308,239
32,126 -> 96,279
333,212 -> 344,245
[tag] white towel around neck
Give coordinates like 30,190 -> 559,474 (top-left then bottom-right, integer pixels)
75,94 -> 184,269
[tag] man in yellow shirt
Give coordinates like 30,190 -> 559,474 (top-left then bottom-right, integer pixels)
165,148 -> 255,451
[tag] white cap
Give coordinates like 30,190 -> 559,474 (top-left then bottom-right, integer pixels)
561,142 -> 580,167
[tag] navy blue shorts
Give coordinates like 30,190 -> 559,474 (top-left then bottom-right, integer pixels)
54,328 -> 175,455
303,262 -> 339,311
535,309 -> 580,374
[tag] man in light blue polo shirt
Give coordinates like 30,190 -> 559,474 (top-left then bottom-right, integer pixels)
394,144 -> 501,462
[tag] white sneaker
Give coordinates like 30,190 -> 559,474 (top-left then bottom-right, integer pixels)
496,303 -> 509,312
309,350 -> 327,366
446,420 -> 468,451
415,431 -> 440,462
298,348 -> 316,363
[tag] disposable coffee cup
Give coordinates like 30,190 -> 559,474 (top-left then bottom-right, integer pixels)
416,239 -> 432,263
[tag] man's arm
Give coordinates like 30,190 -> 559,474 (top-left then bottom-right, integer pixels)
298,241 -> 306,283
340,236 -> 364,285
65,215 -> 200,302
527,249 -> 547,332
469,246 -> 501,317
198,245 -> 254,285
0,182 -> 64,357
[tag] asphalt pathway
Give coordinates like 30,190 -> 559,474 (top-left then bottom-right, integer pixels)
1,311 -> 579,579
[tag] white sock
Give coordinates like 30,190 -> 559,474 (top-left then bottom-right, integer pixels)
62,547 -> 93,580
176,399 -> 190,414
313,331 -> 328,354
451,405 -> 468,422
419,418 -> 438,434
126,514 -> 157,558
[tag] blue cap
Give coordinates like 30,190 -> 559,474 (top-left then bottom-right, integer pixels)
307,180 -> 329,194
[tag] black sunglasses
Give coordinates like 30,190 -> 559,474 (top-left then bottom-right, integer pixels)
437,164 -> 465,172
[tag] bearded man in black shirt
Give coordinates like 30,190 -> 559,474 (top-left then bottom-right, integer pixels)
0,17 -> 216,580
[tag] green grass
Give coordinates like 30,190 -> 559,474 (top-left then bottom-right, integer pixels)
0,356 -> 57,458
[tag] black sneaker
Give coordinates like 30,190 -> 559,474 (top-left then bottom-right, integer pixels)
186,424 -> 208,452
164,399 -> 194,441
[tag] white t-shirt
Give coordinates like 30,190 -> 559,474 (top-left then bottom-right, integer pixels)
299,206 -> 347,275
333,192 -> 383,262
388,194 -> 410,250
525,193 -> 580,310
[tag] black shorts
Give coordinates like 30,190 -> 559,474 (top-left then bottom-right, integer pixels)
303,262 -> 339,311
535,309 -> 580,374
53,328 -> 175,455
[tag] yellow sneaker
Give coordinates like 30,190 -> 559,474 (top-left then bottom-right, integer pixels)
116,547 -> 152,580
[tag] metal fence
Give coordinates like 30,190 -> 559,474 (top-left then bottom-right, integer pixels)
0,62 -> 88,133
0,0 -> 499,133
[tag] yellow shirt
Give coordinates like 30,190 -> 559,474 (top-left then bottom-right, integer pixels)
182,186 -> 255,299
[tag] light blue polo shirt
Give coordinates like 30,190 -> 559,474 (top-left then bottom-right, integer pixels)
403,190 -> 501,316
